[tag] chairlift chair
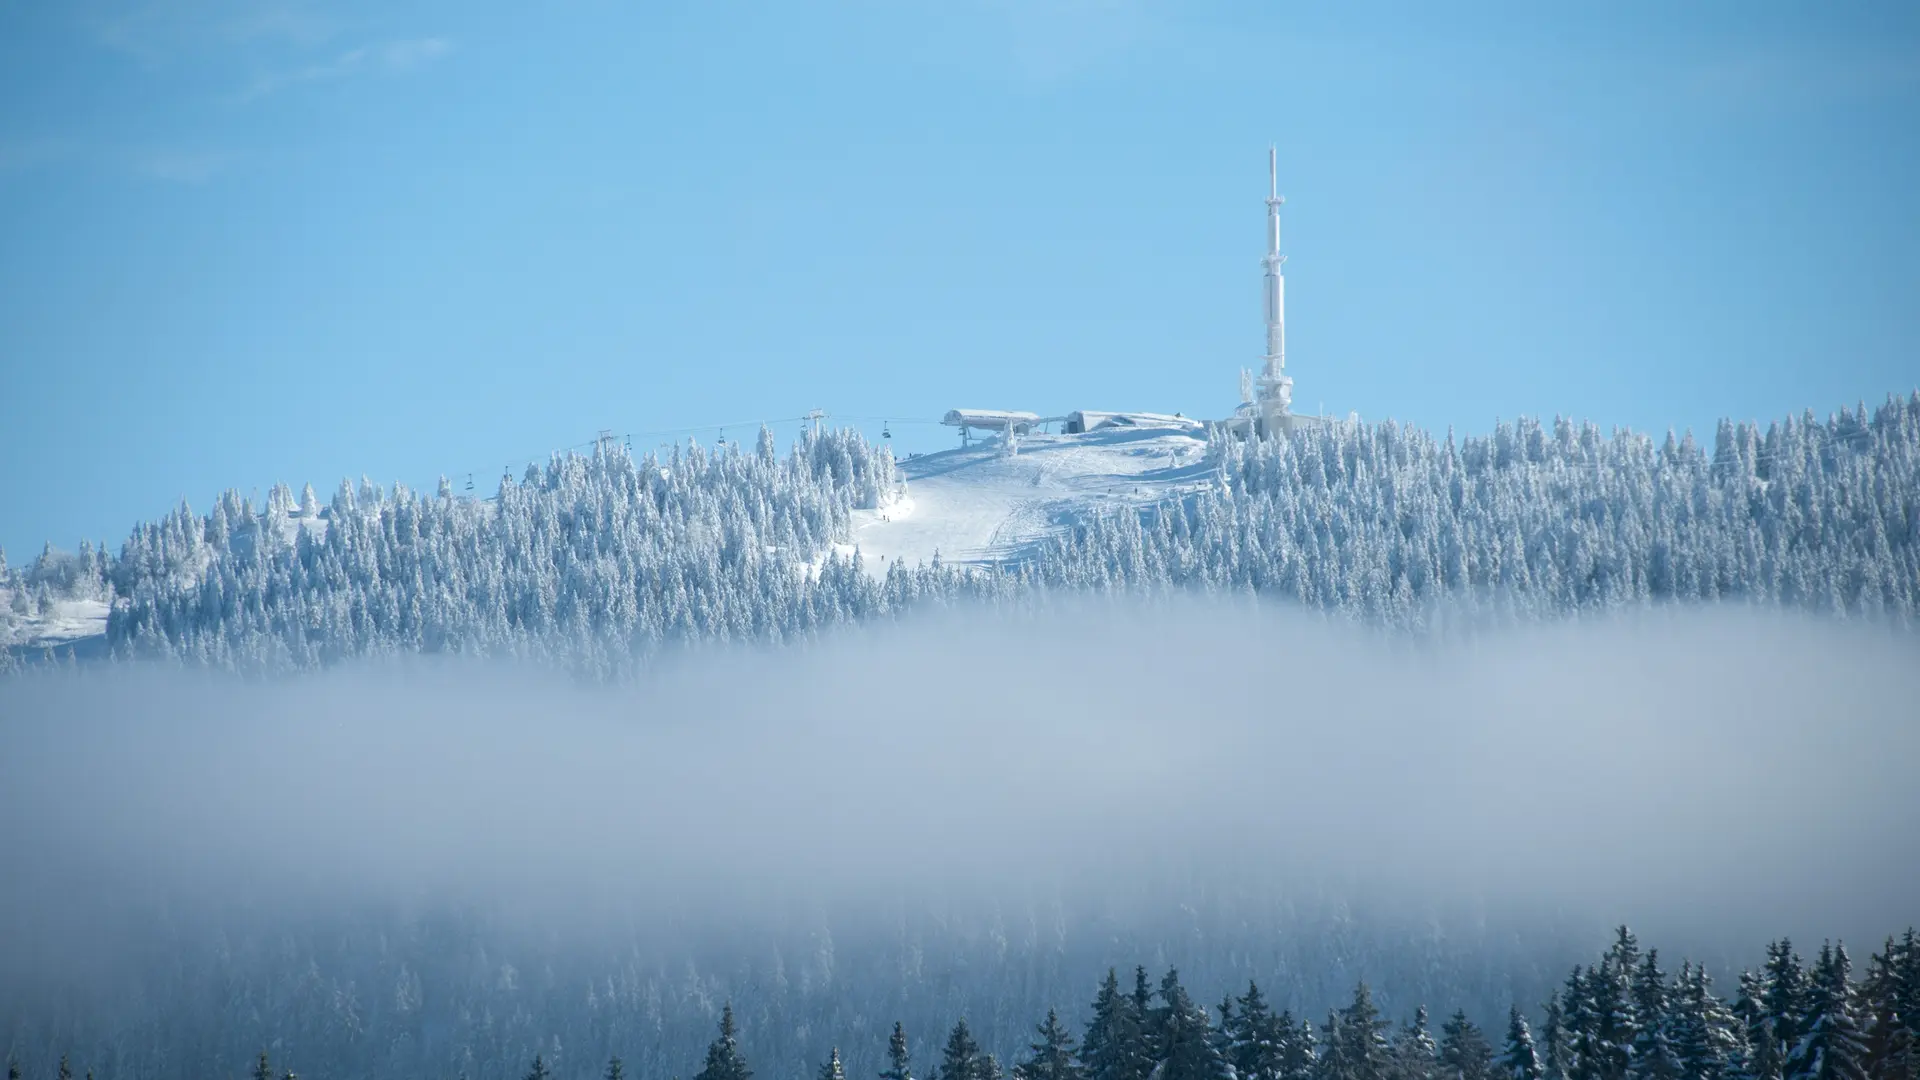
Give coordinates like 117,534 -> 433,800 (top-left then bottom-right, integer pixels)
465,473 -> 474,492
882,420 -> 892,440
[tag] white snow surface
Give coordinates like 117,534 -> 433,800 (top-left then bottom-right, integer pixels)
1,595 -> 110,650
848,426 -> 1216,575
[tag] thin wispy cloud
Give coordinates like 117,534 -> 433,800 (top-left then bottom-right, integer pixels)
0,139 -> 77,176
984,0 -> 1156,83
1685,39 -> 1920,110
75,3 -> 449,102
0,140 -> 232,184
883,0 -> 1165,86
235,36 -> 453,101
83,0 -> 339,64
134,148 -> 233,184
215,2 -> 336,49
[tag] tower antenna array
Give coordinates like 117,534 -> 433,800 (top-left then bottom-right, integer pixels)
1254,145 -> 1293,430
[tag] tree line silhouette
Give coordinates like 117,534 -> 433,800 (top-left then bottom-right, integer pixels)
24,927 -> 1908,1080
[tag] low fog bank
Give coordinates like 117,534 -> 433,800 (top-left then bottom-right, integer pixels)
1,599 -> 1916,981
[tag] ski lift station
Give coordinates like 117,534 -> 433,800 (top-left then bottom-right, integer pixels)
941,410 -> 1041,440
1062,411 -> 1202,434
942,409 -> 1205,441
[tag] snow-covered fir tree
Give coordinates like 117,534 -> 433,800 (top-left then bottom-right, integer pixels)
1543,995 -> 1573,1080
1227,982 -> 1291,1080
1632,951 -> 1683,1080
695,1004 -> 754,1080
1671,963 -> 1745,1080
1323,985 -> 1393,1080
1440,1011 -> 1496,1080
1787,945 -> 1869,1080
1150,971 -> 1232,1080
942,1020 -> 989,1080
1394,1007 -> 1440,1080
884,1022 -> 918,1080
1860,939 -> 1917,1080
1503,1007 -> 1544,1080
1767,944 -> 1816,1065
1015,1010 -> 1085,1080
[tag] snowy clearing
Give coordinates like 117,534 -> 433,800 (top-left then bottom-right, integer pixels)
0,595 -> 109,651
848,426 -> 1216,575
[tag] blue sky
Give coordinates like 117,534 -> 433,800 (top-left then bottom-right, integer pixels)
2,0 -> 1916,559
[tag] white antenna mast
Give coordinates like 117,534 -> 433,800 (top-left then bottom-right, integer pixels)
1254,144 -> 1294,432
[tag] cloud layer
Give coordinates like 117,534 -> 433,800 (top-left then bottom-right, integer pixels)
0,600 -> 1915,974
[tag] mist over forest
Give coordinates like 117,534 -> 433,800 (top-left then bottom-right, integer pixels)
2,602 -> 1915,1079
2,385 -> 1915,1080
3,0 -> 1916,1070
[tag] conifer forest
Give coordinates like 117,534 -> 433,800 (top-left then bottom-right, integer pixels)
7,925 -> 1919,1080
4,395 -> 1918,676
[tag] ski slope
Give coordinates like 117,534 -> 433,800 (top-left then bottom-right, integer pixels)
844,426 -> 1217,575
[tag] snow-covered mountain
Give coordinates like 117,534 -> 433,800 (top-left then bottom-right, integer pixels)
5,392 -> 1918,672
0,424 -> 1217,665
